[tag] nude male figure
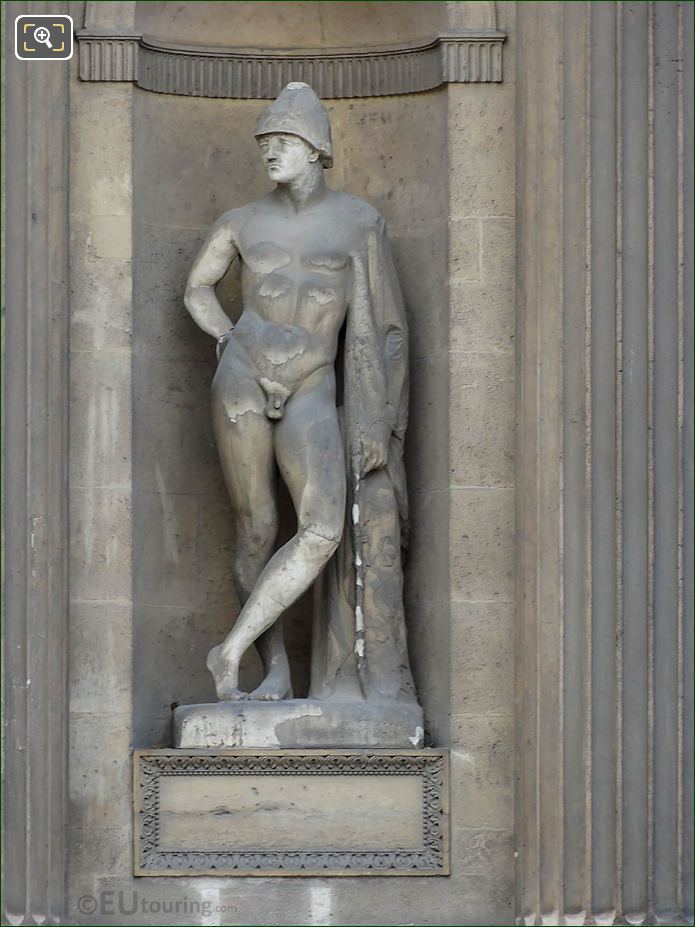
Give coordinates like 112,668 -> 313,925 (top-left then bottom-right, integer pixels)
184,84 -> 390,701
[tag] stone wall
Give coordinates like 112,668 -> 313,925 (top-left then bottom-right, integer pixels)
3,2 -> 692,925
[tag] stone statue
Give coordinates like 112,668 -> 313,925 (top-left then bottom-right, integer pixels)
181,83 -> 422,747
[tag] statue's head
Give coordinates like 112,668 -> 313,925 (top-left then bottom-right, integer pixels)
254,82 -> 333,183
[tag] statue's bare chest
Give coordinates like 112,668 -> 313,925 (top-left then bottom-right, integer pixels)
236,211 -> 354,323
238,211 -> 352,276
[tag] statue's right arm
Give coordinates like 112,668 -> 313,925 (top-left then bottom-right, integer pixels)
184,212 -> 239,339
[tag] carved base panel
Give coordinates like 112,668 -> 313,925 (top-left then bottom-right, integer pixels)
173,698 -> 425,749
134,749 -> 449,876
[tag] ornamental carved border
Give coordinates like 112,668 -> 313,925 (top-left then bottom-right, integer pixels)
133,749 -> 449,877
77,31 -> 505,96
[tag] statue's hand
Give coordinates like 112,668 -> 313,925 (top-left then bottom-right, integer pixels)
358,422 -> 391,477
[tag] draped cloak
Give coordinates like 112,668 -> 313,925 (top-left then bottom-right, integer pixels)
309,213 -> 419,706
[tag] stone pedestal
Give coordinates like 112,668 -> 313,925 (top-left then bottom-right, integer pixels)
173,699 -> 425,749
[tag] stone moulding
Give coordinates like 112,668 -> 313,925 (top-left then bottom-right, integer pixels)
133,749 -> 450,877
77,31 -> 505,95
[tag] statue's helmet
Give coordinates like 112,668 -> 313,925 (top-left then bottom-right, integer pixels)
254,82 -> 333,169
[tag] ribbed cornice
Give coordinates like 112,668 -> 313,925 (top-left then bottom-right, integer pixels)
77,30 -> 506,95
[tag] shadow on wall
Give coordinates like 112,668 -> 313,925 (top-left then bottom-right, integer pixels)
130,0 -> 449,748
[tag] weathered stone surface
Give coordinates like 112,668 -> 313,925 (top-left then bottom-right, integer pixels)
450,277 -> 516,354
69,715 -> 132,830
452,825 -> 514,875
405,355 -> 450,492
133,225 -> 218,364
449,217 -> 482,283
157,772 -> 423,851
390,223 -> 449,359
70,488 -> 132,602
70,84 -> 133,219
69,256 -> 132,353
450,487 -> 514,602
449,714 -> 514,829
340,93 -> 447,230
133,491 -> 200,609
70,352 -> 132,490
135,2 -> 444,50
133,358 -> 225,497
448,83 -> 515,218
69,602 -> 132,716
449,350 -> 514,487
450,601 -> 514,714
173,698 -> 425,749
406,488 -> 451,607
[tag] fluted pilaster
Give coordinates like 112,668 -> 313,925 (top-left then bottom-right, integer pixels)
515,3 -> 693,923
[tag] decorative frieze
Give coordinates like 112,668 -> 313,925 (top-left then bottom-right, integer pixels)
76,30 -> 505,96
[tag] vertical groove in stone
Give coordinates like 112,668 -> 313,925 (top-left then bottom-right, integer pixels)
652,2 -> 681,916
589,2 -> 619,916
620,3 -> 650,919
536,7 -> 565,918
562,1 -> 590,916
515,5 -> 541,919
676,5 -> 685,913
681,0 -> 694,918
3,5 -> 30,920
647,10 -> 656,914
27,61 -> 49,923
46,43 -> 70,919
515,3 -> 567,920
614,5 -> 625,917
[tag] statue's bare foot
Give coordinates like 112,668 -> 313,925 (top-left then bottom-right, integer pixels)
207,644 -> 246,701
249,665 -> 293,701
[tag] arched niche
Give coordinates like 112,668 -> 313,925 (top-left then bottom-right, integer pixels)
129,1 -> 451,749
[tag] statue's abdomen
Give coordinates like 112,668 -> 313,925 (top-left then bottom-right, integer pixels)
233,248 -> 349,388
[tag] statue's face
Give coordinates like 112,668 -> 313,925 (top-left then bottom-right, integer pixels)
257,132 -> 319,183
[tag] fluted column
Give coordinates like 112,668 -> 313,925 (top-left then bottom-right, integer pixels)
2,3 -> 71,923
515,3 -> 693,923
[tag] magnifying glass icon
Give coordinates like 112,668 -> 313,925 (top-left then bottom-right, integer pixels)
34,26 -> 53,49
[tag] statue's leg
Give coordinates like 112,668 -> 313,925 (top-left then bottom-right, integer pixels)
209,369 -> 346,696
208,353 -> 280,700
250,625 -> 293,701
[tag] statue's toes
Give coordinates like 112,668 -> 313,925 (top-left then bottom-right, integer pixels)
249,681 -> 291,701
217,681 -> 247,701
